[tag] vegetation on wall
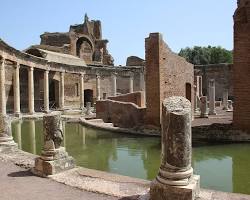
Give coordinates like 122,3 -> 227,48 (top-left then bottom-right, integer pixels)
178,46 -> 233,65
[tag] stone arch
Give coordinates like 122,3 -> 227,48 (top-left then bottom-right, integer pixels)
76,36 -> 94,63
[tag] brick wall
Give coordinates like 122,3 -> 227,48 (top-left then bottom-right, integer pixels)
194,64 -> 233,100
145,33 -> 194,128
96,99 -> 146,128
233,1 -> 250,134
108,91 -> 145,107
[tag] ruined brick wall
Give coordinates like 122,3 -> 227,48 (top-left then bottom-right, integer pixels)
126,56 -> 145,66
117,73 -> 140,94
233,0 -> 250,134
64,73 -> 80,108
40,33 -> 70,47
194,64 -> 233,100
145,33 -> 194,127
108,91 -> 145,107
96,99 -> 146,128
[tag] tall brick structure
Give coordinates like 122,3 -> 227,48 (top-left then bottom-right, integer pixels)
233,0 -> 250,134
145,33 -> 194,128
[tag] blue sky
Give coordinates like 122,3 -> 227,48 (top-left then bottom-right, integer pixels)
0,0 -> 236,65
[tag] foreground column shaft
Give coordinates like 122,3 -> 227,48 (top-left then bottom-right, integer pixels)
150,96 -> 200,200
129,73 -> 134,93
200,96 -> 208,118
28,67 -> 34,114
14,63 -> 21,116
0,59 -> 6,115
44,70 -> 49,113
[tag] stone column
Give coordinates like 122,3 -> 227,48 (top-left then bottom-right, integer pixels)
0,58 -> 6,115
59,72 -> 65,110
208,79 -> 216,115
28,120 -> 36,154
140,71 -> 145,91
129,73 -> 134,93
44,70 -> 50,113
28,67 -> 35,114
96,75 -> 101,101
222,89 -> 229,110
194,85 -> 199,113
32,112 -> 75,176
111,72 -> 117,96
80,73 -> 85,109
0,115 -> 16,146
14,63 -> 21,116
200,96 -> 208,118
150,96 -> 200,200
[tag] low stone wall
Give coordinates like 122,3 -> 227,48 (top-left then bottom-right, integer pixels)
192,123 -> 250,142
108,91 -> 145,107
96,99 -> 146,128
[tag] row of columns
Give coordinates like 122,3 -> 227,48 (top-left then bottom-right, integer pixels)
0,57 -> 144,115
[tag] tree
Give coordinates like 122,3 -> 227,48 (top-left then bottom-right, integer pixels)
178,46 -> 233,65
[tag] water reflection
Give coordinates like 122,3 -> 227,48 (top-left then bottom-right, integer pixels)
11,120 -> 250,195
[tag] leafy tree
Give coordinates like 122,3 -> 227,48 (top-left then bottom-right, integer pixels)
178,46 -> 233,65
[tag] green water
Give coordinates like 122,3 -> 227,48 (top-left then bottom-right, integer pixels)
11,120 -> 250,195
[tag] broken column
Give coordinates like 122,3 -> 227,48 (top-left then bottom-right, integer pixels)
208,79 -> 216,115
32,112 -> 75,176
222,89 -> 229,110
227,100 -> 233,112
150,96 -> 200,200
200,96 -> 208,118
86,102 -> 92,115
0,115 -> 16,147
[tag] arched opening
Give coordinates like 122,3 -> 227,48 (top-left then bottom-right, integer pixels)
185,83 -> 192,102
76,37 -> 93,63
84,89 -> 93,106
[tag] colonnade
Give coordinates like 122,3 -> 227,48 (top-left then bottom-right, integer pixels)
0,56 -> 144,116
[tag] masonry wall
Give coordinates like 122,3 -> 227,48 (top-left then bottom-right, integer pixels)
96,99 -> 146,128
145,33 -> 194,128
108,91 -> 145,107
194,64 -> 233,100
233,1 -> 250,134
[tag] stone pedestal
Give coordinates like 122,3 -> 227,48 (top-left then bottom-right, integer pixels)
32,112 -> 74,176
150,96 -> 200,200
150,175 -> 200,200
200,96 -> 208,118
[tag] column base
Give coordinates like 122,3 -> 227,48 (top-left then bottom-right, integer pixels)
32,147 -> 75,177
150,175 -> 200,200
209,111 -> 217,115
14,112 -> 21,118
200,113 -> 208,118
0,136 -> 17,147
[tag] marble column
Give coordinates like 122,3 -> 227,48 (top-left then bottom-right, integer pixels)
129,73 -> 134,93
28,67 -> 35,114
0,58 -> 6,115
198,76 -> 203,97
96,75 -> 101,101
14,63 -> 21,116
200,96 -> 208,118
80,73 -> 85,109
44,70 -> 49,113
111,72 -> 117,96
208,79 -> 216,115
59,72 -> 65,110
150,96 -> 199,200
222,89 -> 229,110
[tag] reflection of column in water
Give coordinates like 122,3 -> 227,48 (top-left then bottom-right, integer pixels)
62,121 -> 66,150
16,121 -> 22,149
81,126 -> 86,149
28,120 -> 36,154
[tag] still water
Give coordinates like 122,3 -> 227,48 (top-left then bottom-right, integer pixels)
12,120 -> 250,194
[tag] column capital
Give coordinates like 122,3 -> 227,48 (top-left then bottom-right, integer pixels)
29,66 -> 34,71
111,72 -> 118,77
14,62 -> 20,69
129,72 -> 134,78
80,72 -> 86,77
96,74 -> 101,79
44,70 -> 49,74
